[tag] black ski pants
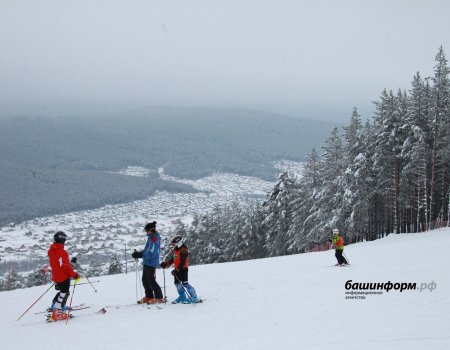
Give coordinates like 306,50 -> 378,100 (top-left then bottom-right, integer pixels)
52,278 -> 70,309
335,249 -> 348,265
173,268 -> 189,284
142,265 -> 163,299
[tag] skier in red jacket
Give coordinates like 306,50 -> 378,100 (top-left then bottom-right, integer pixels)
47,231 -> 80,321
160,236 -> 200,304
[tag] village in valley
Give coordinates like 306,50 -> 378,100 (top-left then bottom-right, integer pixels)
0,162 -> 303,284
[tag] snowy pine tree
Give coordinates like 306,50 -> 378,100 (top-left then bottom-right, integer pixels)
304,127 -> 345,242
261,172 -> 299,257
287,148 -> 323,252
342,108 -> 369,241
372,89 -> 404,234
107,253 -> 123,275
2,268 -> 26,291
401,72 -> 431,232
429,46 -> 450,228
86,259 -> 104,278
26,265 -> 49,287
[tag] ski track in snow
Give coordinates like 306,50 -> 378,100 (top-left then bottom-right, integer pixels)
1,229 -> 450,350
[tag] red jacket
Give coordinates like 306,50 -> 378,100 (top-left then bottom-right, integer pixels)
164,245 -> 189,270
48,243 -> 77,282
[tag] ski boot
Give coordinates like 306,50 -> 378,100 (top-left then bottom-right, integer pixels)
171,294 -> 187,304
49,302 -> 72,312
182,286 -> 199,304
137,297 -> 153,304
48,309 -> 68,322
147,297 -> 166,304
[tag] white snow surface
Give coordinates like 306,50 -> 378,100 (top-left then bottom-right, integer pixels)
2,229 -> 450,350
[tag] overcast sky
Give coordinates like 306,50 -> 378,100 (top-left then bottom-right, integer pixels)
1,0 -> 450,122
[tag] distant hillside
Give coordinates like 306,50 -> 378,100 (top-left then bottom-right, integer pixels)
0,106 -> 335,226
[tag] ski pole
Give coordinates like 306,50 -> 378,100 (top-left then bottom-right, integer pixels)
16,282 -> 55,321
70,280 -> 100,287
161,247 -> 173,262
136,260 -> 144,305
163,269 -> 167,305
66,279 -> 78,325
74,263 -> 97,293
343,252 -> 350,265
134,259 -> 139,303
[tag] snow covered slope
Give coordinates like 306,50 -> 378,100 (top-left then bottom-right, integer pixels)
2,229 -> 450,350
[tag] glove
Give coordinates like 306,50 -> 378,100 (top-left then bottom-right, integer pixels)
160,262 -> 167,268
171,269 -> 177,276
132,250 -> 142,259
71,257 -> 77,264
73,273 -> 81,284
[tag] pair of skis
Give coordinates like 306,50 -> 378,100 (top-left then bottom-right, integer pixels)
42,304 -> 106,323
35,303 -> 92,315
43,299 -> 205,322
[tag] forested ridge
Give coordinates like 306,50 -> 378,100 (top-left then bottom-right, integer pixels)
0,107 -> 333,226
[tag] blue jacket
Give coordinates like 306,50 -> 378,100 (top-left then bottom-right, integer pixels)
142,232 -> 161,267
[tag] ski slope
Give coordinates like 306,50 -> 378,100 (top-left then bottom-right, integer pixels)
2,229 -> 450,350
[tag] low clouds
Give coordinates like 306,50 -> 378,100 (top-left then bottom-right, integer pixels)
1,0 -> 449,121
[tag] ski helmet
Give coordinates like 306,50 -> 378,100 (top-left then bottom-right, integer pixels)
332,228 -> 339,235
170,235 -> 184,248
144,221 -> 157,232
54,231 -> 67,244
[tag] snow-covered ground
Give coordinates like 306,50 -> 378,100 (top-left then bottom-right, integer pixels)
2,228 -> 449,350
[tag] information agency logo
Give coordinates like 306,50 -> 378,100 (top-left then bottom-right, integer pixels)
344,280 -> 437,300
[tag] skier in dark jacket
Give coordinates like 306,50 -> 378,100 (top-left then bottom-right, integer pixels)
160,236 -> 199,304
132,221 -> 165,304
47,231 -> 80,321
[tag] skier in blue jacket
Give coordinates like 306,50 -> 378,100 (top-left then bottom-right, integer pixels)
132,221 -> 165,304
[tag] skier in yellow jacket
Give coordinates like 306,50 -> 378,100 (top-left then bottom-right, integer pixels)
330,228 -> 348,266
